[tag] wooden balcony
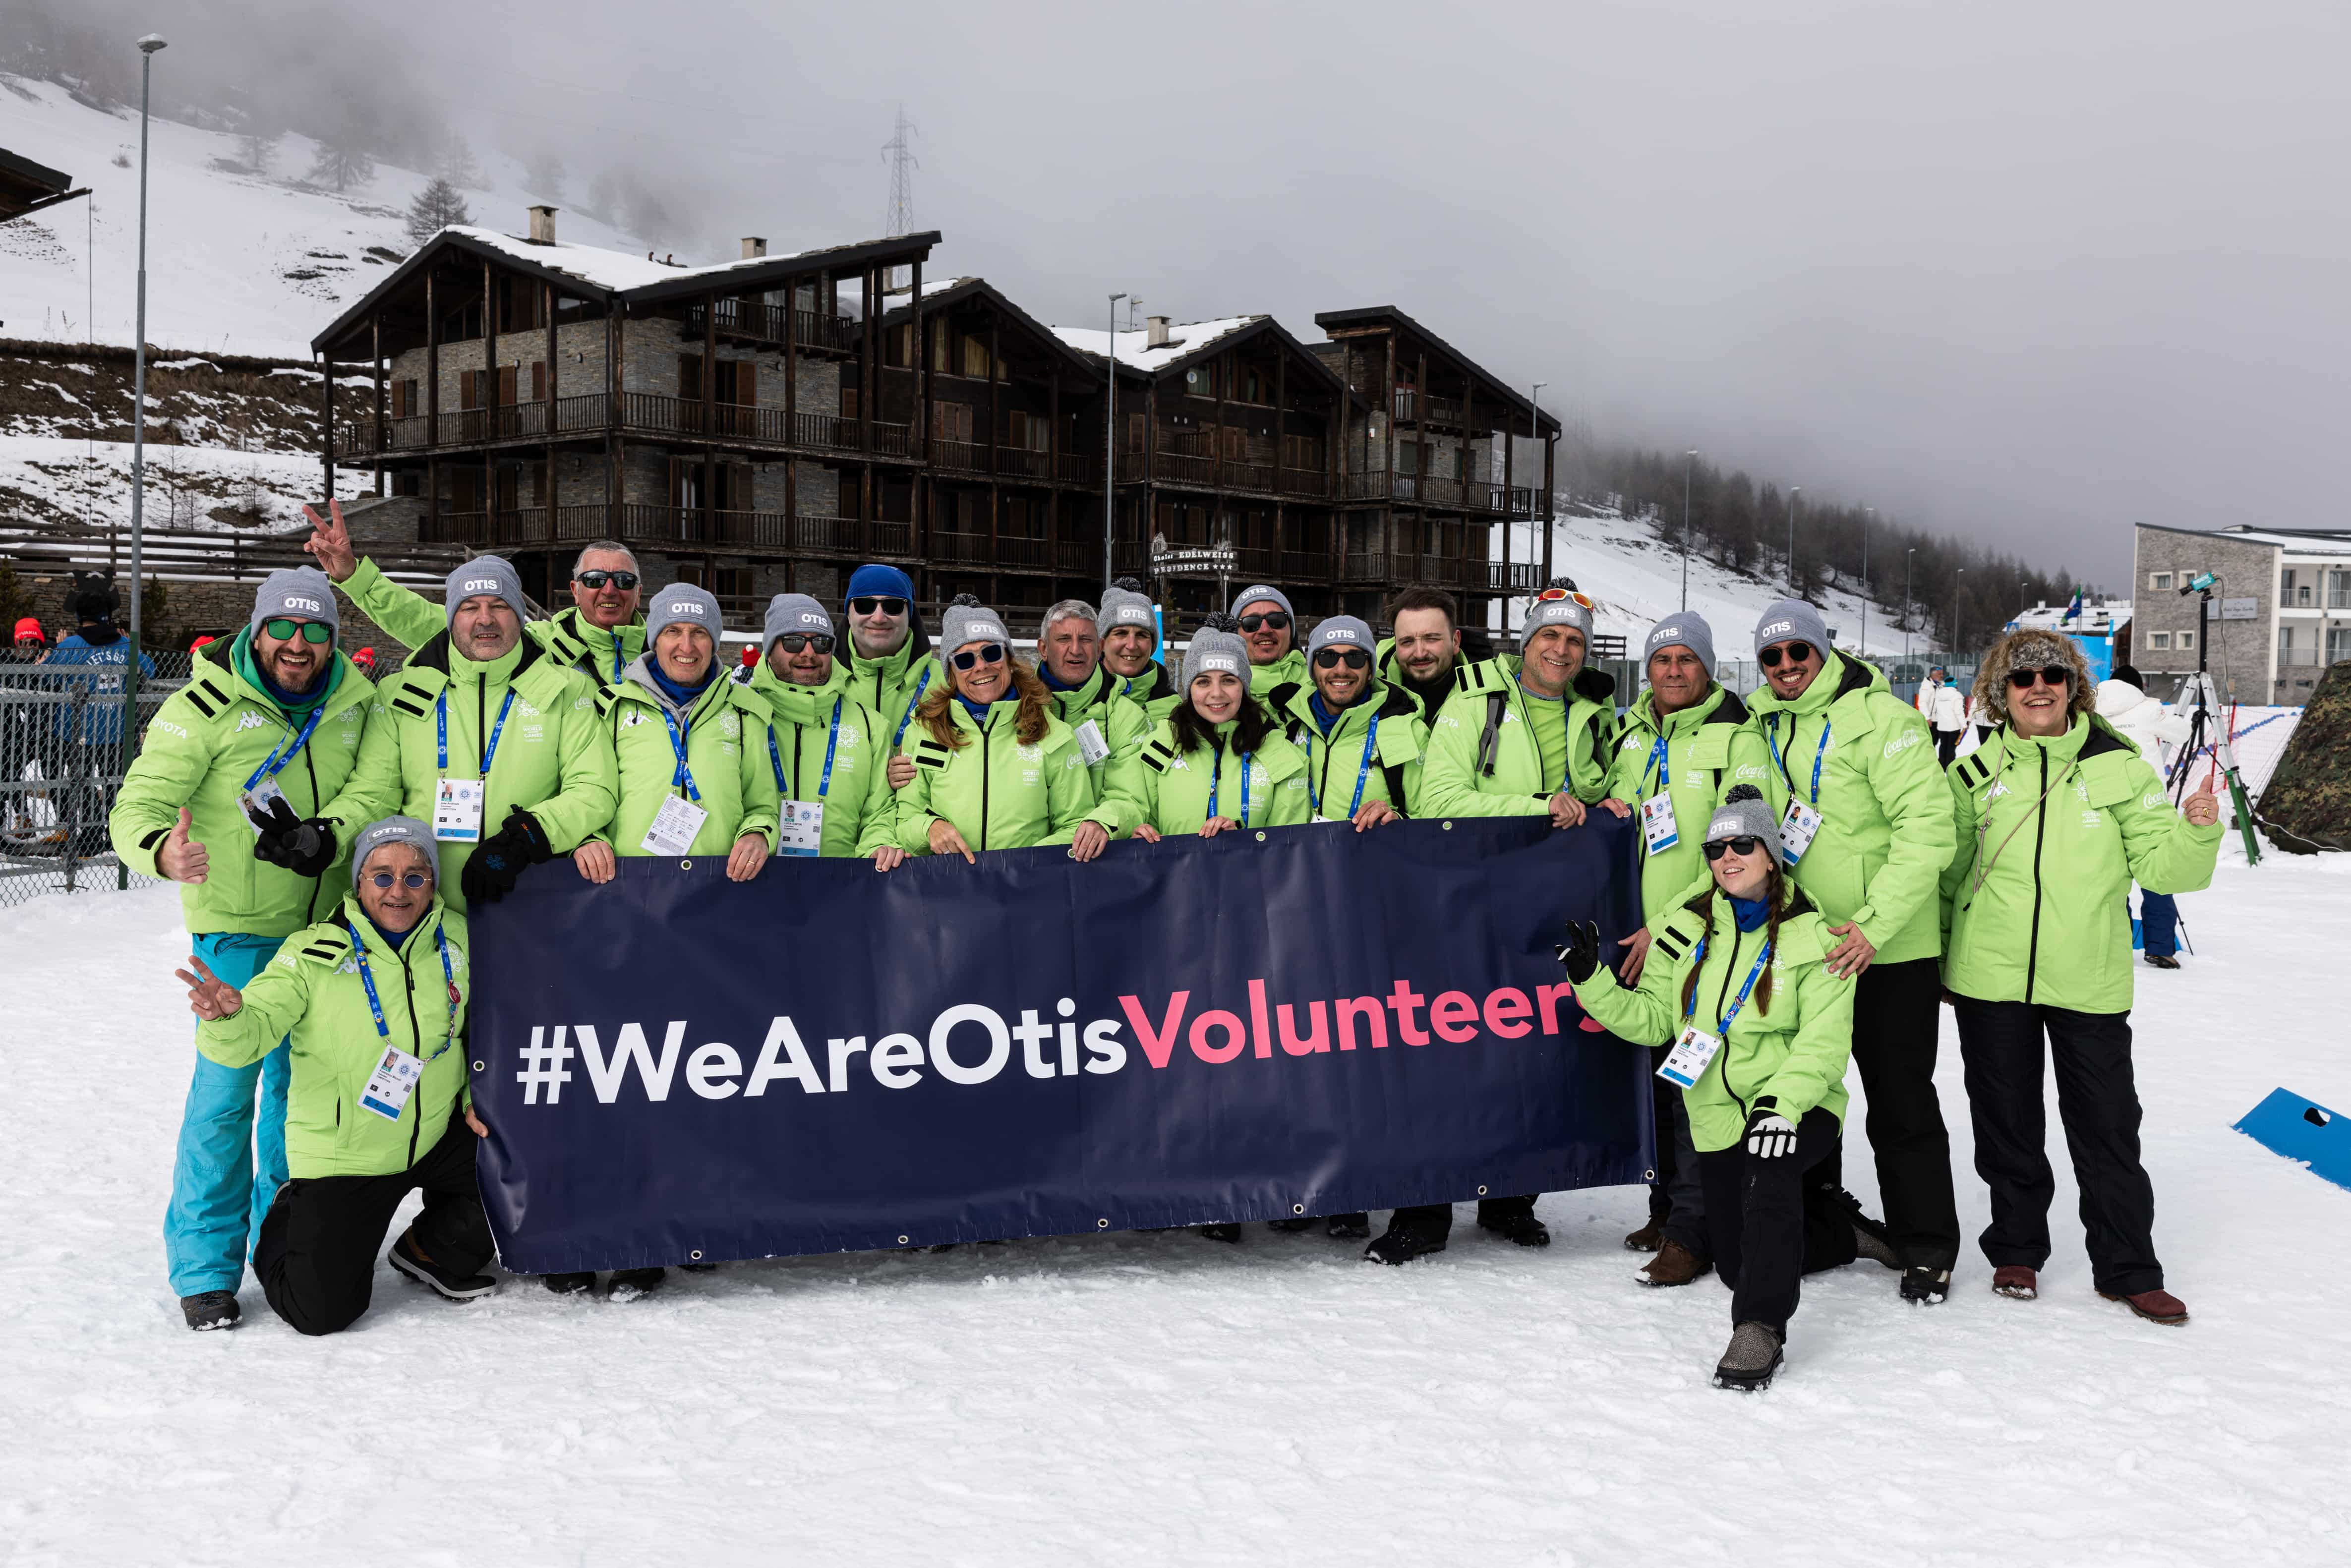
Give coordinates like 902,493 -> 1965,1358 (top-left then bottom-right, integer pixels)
335,392 -> 918,464
1338,472 -> 1546,518
420,505 -> 917,560
1392,390 -> 1469,428
1336,550 -> 1542,592
683,300 -> 861,354
1112,450 -> 1335,500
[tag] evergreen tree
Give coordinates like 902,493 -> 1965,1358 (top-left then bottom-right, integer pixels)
308,138 -> 376,193
404,177 -> 471,245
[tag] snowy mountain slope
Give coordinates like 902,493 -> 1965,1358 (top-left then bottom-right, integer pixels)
0,76 -> 649,359
2,844 -> 2347,1565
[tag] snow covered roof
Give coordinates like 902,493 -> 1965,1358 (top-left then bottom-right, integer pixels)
1314,305 -> 1562,435
2139,522 -> 2351,555
872,279 -> 1106,381
1051,316 -> 1261,375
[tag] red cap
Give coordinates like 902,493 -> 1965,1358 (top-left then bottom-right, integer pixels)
12,617 -> 42,642
351,646 -> 379,669
188,635 -> 217,650
740,644 -> 758,666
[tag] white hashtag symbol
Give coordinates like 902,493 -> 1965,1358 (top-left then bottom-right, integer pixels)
517,1025 -> 574,1105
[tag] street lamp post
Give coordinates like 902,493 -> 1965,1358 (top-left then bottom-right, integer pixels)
125,34 -> 166,796
1103,292 -> 1124,595
1785,486 -> 1800,593
1903,547 -> 1916,664
1528,382 -> 1546,603
1952,568 -> 1965,655
1860,507 -> 1873,656
1680,449 -> 1696,611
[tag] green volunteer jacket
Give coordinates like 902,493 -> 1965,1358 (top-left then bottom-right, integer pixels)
196,896 -> 471,1178
1940,715 -> 2223,1013
1265,678 -> 1427,819
1575,888 -> 1855,1153
1373,638 -> 1462,722
1742,652 -> 1954,964
344,634 -> 617,910
594,658 -> 781,857
841,637 -> 942,757
1605,684 -> 1768,918
894,697 -> 1106,853
340,556 -> 647,682
1040,664 -> 1153,836
744,661 -> 899,859
1120,716 -> 1312,835
1247,648 -> 1308,698
111,637 -> 378,938
1110,660 -> 1182,724
1417,657 -> 1616,818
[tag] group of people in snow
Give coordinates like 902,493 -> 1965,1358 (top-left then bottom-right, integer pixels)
116,500 -> 2222,1393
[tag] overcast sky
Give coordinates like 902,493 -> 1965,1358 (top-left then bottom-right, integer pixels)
123,0 -> 2351,583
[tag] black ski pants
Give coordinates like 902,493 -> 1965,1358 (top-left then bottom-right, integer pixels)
1389,1195 -> 1540,1239
1696,1107 -> 1856,1338
1934,729 -> 1960,768
1850,957 -> 1961,1268
255,1120 -> 493,1336
1645,1049 -> 1708,1255
1954,998 -> 2163,1296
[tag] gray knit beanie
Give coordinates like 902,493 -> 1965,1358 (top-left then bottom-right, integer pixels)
351,814 -> 441,892
250,566 -> 339,638
938,594 -> 1011,659
1644,612 -> 1715,676
645,583 -> 723,643
1183,613 -> 1250,687
1229,584 -> 1295,621
763,592 -> 834,648
1098,577 -> 1158,640
1307,615 -> 1375,659
443,556 -> 529,630
1703,784 -> 1782,864
1753,598 -> 1832,660
1520,592 -> 1592,645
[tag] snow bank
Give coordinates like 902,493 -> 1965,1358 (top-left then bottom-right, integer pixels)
1,847 -> 2346,1564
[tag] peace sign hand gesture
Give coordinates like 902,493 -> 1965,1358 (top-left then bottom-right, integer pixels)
175,955 -> 243,1022
300,499 -> 358,583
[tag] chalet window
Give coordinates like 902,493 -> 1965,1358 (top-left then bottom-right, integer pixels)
1184,363 -> 1217,398
530,361 -> 546,403
1281,433 -> 1323,470
931,402 -> 973,444
1395,443 -> 1419,475
715,359 -> 756,404
891,324 -> 916,367
841,385 -> 860,421
961,335 -> 990,380
390,379 -> 417,419
931,323 -> 952,374
2148,571 -> 2172,591
679,354 -> 704,400
451,468 -> 479,511
2177,630 -> 2195,651
1219,426 -> 1245,462
1125,411 -> 1146,453
2147,632 -> 2170,650
1006,410 -> 1049,452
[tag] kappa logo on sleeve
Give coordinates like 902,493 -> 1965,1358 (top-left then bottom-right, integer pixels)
236,712 -> 272,732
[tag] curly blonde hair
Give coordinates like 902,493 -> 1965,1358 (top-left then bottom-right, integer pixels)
916,657 -> 1052,749
1969,628 -> 2096,729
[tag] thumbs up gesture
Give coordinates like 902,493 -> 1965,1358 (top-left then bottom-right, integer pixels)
2183,782 -> 2220,828
160,807 -> 210,883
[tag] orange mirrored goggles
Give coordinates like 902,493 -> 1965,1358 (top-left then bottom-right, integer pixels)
1535,586 -> 1596,610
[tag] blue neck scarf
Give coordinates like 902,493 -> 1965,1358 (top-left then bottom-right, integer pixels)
1731,895 -> 1771,932
956,693 -> 999,727
645,656 -> 717,709
1037,662 -> 1081,694
1307,690 -> 1352,737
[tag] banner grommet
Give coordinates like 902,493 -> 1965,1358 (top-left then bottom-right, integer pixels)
689,1249 -> 704,1261
898,1234 -> 910,1245
1097,1218 -> 1110,1228
679,859 -> 693,870
472,1060 -> 484,1071
1292,1203 -> 1305,1215
1255,831 -> 1266,842
1476,1184 -> 1488,1195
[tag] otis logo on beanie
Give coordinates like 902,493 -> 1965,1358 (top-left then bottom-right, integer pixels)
463,579 -> 502,594
1759,621 -> 1795,643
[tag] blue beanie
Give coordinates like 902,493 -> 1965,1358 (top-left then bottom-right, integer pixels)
846,563 -> 914,603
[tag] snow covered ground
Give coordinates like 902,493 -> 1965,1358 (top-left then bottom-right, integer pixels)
0,431 -> 370,534
3,843 -> 2347,1567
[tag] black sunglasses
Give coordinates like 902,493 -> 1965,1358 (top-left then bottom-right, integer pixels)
949,644 -> 1007,671
2007,665 -> 2072,690
1702,836 -> 1765,861
261,618 -> 334,644
1758,641 -> 1816,669
366,871 -> 432,889
849,596 -> 909,617
1238,612 -> 1291,634
1312,648 -> 1370,671
773,633 -> 835,655
574,570 -> 639,591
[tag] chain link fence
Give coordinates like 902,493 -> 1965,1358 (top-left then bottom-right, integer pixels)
1,654 -> 190,909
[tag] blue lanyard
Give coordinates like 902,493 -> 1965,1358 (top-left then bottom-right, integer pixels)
767,697 -> 842,799
658,705 -> 702,803
1208,741 -> 1254,826
891,666 -> 932,751
242,704 -> 326,793
1767,716 -> 1831,805
1311,712 -> 1382,817
1637,734 -> 1669,801
436,689 -> 515,777
1686,933 -> 1774,1034
347,921 -> 460,1050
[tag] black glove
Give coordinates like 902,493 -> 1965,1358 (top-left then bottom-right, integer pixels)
461,807 -> 553,905
246,795 -> 338,878
1554,919 -> 1601,983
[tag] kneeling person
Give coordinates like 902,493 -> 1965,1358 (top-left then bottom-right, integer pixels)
179,817 -> 492,1336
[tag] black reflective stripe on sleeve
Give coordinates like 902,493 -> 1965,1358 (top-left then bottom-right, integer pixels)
911,737 -> 953,772
1654,928 -> 1694,961
138,827 -> 168,852
183,688 -> 219,719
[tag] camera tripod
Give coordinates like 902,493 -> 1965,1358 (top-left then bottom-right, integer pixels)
2169,581 -> 2261,865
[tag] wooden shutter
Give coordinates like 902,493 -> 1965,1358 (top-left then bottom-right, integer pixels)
1125,411 -> 1145,452
390,380 -> 409,419
530,361 -> 546,402
840,384 -> 860,421
497,365 -> 517,405
459,369 -> 478,410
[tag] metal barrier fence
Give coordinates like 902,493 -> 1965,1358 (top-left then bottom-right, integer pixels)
0,657 -> 188,909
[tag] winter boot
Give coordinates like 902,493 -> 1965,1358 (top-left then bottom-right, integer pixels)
1992,1266 -> 2038,1300
1713,1322 -> 1784,1391
1639,1239 -> 1712,1288
2143,953 -> 2181,971
1901,1265 -> 1952,1304
1326,1212 -> 1371,1239
1833,1189 -> 1904,1270
1476,1198 -> 1551,1248
680,1263 -> 718,1273
1196,1223 -> 1243,1244
388,1232 -> 496,1302
1266,1217 -> 1317,1233
1363,1215 -> 1449,1265
607,1267 -> 667,1297
179,1290 -> 240,1332
2100,1286 -> 2189,1326
1624,1220 -> 1665,1253
542,1272 -> 595,1296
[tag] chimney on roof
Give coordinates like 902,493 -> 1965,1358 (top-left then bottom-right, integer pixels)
742,236 -> 767,259
1146,315 -> 1170,348
527,205 -> 558,244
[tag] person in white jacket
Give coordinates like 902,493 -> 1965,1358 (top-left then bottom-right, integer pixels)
2097,665 -> 2184,968
1917,667 -> 1969,766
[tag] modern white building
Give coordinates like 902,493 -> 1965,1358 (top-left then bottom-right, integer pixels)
2131,523 -> 2351,704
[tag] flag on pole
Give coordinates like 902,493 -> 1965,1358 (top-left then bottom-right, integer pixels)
2061,587 -> 2085,623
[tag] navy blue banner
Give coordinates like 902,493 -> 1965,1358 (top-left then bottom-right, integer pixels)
468,815 -> 1652,1273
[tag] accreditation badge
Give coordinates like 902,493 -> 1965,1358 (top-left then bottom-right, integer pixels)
1658,1027 -> 1723,1090
640,794 -> 708,858
777,798 -> 825,858
358,1046 -> 423,1121
433,777 -> 485,842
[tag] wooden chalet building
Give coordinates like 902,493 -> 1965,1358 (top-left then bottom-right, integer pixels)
314,209 -> 1560,635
